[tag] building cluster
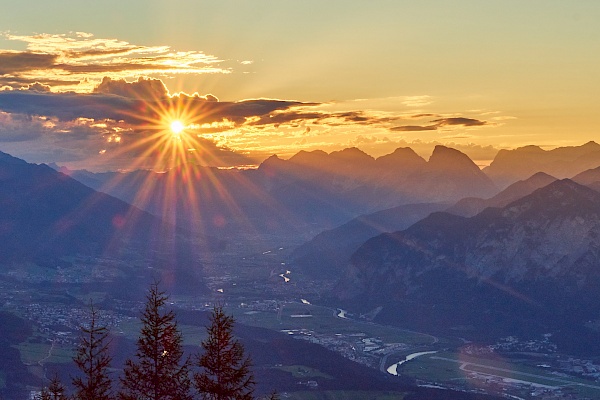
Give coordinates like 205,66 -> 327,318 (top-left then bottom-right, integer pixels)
21,302 -> 125,345
491,334 -> 558,353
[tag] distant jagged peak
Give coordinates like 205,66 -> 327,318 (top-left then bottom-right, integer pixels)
572,165 -> 600,186
546,178 -> 600,197
427,145 -> 481,172
502,178 -> 600,218
486,171 -> 557,205
512,144 -> 545,153
329,147 -> 374,162
496,171 -> 558,193
528,178 -> 594,198
257,154 -> 286,171
500,141 -> 600,156
527,171 -> 557,181
485,141 -> 600,189
288,149 -> 328,161
375,147 -> 426,166
260,154 -> 281,164
581,140 -> 600,149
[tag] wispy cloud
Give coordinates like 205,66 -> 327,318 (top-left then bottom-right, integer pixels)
432,117 -> 487,127
0,32 -> 228,91
391,116 -> 490,132
401,95 -> 433,107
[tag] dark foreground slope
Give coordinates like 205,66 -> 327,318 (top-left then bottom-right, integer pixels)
0,150 -> 218,262
0,150 -> 218,297
337,180 -> 600,353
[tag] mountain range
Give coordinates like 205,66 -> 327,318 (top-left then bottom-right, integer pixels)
290,171 -> 563,276
335,179 -> 600,352
483,141 -> 600,189
0,150 -> 216,294
54,145 -> 497,239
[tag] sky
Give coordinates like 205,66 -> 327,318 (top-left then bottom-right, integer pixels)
0,0 -> 599,171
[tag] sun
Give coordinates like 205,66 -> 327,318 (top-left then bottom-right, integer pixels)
170,120 -> 185,135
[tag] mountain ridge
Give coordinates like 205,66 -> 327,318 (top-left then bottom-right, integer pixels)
335,179 -> 600,348
0,150 -> 216,265
484,141 -> 600,188
53,145 -> 498,238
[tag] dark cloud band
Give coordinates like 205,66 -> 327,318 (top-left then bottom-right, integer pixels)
392,117 -> 488,132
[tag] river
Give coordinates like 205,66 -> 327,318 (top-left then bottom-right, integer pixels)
386,351 -> 438,376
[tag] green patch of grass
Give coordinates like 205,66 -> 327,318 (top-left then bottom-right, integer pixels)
274,365 -> 333,379
14,341 -> 73,365
179,324 -> 207,346
400,356 -> 466,382
230,303 -> 434,347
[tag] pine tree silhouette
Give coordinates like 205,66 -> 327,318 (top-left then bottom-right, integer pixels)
194,306 -> 255,400
119,282 -> 191,400
72,301 -> 113,400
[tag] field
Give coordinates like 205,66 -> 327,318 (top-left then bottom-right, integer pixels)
231,301 -> 437,347
398,351 -> 600,399
281,391 -> 408,400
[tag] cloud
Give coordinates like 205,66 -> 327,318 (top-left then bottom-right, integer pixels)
391,125 -> 437,132
26,82 -> 52,92
432,117 -> 487,127
94,76 -> 169,100
0,83 -> 318,128
243,108 -> 394,129
0,32 -> 515,171
351,135 -> 378,144
401,95 -> 433,107
0,32 -> 228,91
0,89 -> 140,123
0,51 -> 58,74
391,117 -> 489,132
0,112 -> 48,142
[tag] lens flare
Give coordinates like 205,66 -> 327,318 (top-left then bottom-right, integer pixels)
170,120 -> 185,135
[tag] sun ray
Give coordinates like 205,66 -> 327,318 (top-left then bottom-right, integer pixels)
87,84 -> 311,248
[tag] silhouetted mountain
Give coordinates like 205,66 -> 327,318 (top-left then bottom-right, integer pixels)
336,180 -> 600,351
58,146 -> 498,239
446,172 -> 557,217
572,165 -> 600,187
374,147 -> 427,171
404,145 -> 497,202
291,202 -> 448,277
0,150 -> 214,267
484,141 -> 600,188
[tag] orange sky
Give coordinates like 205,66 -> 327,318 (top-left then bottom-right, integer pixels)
0,1 -> 599,171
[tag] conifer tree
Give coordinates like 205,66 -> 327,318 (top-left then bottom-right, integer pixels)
72,302 -> 113,400
37,375 -> 66,400
194,306 -> 255,400
119,282 -> 191,400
